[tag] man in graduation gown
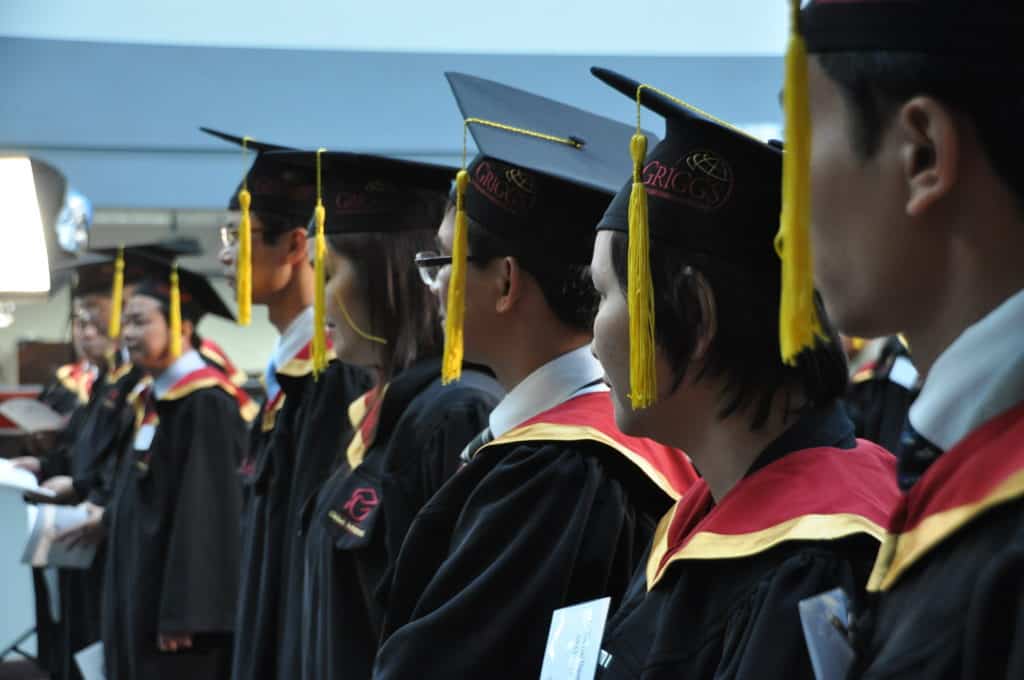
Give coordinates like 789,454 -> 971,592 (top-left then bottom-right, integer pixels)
582,68 -> 900,679
101,254 -> 256,680
204,129 -> 372,680
786,2 -> 1024,677
373,73 -> 698,680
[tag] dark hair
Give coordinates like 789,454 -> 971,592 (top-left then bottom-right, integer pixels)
609,232 -> 848,430
464,214 -> 597,333
816,52 -> 1024,211
253,211 -> 304,246
328,228 -> 443,382
142,296 -> 202,349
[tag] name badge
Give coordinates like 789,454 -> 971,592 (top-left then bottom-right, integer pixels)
133,423 -> 157,451
539,596 -> 610,680
799,588 -> 855,680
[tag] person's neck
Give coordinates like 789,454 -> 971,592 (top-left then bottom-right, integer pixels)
485,326 -> 592,392
661,384 -> 803,503
904,224 -> 1024,375
265,270 -> 315,334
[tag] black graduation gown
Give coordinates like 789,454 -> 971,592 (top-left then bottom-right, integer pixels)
373,390 -> 693,680
30,362 -> 96,680
849,402 -> 1024,679
231,344 -> 348,680
844,337 -> 918,452
596,404 -> 899,680
101,368 -> 251,680
275,359 -> 373,680
301,359 -> 503,680
47,360 -> 140,680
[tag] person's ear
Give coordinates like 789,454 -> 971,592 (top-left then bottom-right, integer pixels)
181,319 -> 195,345
286,228 -> 310,266
898,96 -> 960,218
495,256 -> 523,314
689,269 -> 718,363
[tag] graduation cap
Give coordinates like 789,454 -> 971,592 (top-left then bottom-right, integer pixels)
441,71 -> 654,383
202,127 -> 299,327
131,250 -> 233,358
256,148 -> 455,375
591,67 -> 784,410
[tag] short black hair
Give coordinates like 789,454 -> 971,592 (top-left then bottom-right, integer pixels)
816,52 -> 1024,211
609,232 -> 848,430
253,210 -> 304,247
329,227 -> 443,382
465,213 -> 597,333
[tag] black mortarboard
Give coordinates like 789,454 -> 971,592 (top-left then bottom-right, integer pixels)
800,0 -> 1024,56
263,150 -> 454,235
446,71 -> 656,266
54,238 -> 202,298
132,253 -> 233,323
592,67 -> 782,269
590,67 -> 783,409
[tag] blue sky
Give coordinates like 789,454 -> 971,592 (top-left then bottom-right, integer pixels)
2,0 -> 788,55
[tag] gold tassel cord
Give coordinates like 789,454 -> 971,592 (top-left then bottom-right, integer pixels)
169,265 -> 182,359
775,0 -> 824,365
311,148 -> 329,378
236,136 -> 253,326
108,245 -> 125,338
627,105 -> 657,409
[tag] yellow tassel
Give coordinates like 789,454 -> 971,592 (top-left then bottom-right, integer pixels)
441,170 -> 469,385
311,148 -> 329,378
236,188 -> 253,326
169,265 -> 182,359
312,201 -> 328,377
775,0 -> 823,365
108,245 -> 125,338
627,132 -> 657,410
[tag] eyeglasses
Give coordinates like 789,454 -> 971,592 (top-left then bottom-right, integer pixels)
414,251 -> 490,290
219,225 -> 265,249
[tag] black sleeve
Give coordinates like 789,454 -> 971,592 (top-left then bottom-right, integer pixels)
374,444 -> 624,680
716,544 -> 873,680
157,391 -> 247,634
961,541 -> 1024,679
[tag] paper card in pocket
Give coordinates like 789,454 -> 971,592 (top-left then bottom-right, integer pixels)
539,596 -> 611,680
799,588 -> 855,680
133,423 -> 157,451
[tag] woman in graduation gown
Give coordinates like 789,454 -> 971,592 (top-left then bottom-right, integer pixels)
259,149 -> 504,680
101,257 -> 256,680
585,69 -> 901,679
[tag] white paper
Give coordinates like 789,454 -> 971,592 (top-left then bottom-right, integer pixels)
22,503 -> 97,569
0,458 -> 56,497
0,397 -> 67,433
75,641 -> 106,680
799,588 -> 855,680
889,355 -> 919,390
133,423 -> 156,451
539,597 -> 611,680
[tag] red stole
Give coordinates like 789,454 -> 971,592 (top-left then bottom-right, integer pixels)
479,391 -> 698,502
868,401 -> 1024,592
647,441 -> 899,590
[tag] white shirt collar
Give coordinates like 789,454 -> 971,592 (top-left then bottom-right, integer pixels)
910,288 -> 1024,451
488,345 -> 607,439
272,305 -> 315,371
153,349 -> 206,399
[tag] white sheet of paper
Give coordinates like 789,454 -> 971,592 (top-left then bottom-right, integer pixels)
75,641 -> 106,680
0,397 -> 67,433
539,597 -> 611,680
22,503 -> 97,569
0,458 -> 56,497
799,588 -> 856,680
133,423 -> 156,451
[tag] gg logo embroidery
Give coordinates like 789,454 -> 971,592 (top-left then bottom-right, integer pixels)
343,487 -> 380,523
